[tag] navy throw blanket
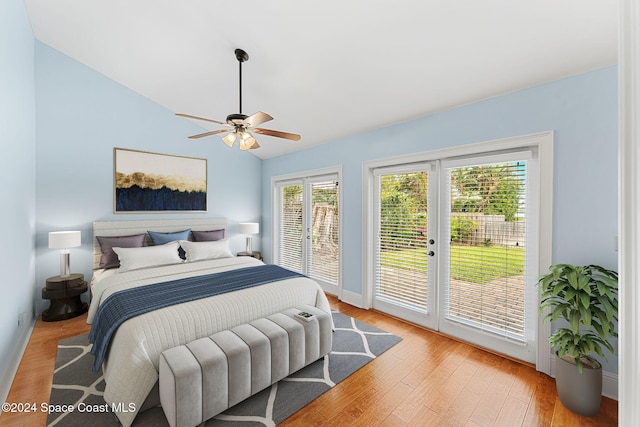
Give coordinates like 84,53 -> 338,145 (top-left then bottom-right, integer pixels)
89,264 -> 304,371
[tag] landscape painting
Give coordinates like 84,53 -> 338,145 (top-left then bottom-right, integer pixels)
114,148 -> 207,212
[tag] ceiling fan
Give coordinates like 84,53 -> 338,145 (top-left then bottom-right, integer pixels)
176,48 -> 301,150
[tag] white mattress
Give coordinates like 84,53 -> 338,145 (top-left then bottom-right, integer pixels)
88,256 -> 331,426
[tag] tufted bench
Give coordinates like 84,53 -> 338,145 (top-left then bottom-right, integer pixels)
158,305 -> 333,427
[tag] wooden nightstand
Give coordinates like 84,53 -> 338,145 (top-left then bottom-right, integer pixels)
237,251 -> 262,261
41,274 -> 88,322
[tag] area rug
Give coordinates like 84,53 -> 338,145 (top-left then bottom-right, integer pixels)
47,311 -> 401,426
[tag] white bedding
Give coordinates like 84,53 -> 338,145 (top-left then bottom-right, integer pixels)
88,256 -> 331,427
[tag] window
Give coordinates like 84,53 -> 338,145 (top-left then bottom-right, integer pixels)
274,168 -> 341,294
440,153 -> 532,346
365,132 -> 552,366
372,163 -> 437,328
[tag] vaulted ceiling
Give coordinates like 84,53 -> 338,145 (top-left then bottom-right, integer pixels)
24,0 -> 618,159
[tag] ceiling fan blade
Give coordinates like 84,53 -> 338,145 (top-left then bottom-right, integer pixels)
176,113 -> 226,125
249,141 -> 260,149
254,128 -> 301,141
188,129 -> 228,139
244,111 -> 273,128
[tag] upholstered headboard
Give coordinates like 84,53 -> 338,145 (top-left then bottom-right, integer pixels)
92,218 -> 227,270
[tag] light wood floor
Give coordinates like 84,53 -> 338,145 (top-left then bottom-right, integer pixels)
3,295 -> 617,426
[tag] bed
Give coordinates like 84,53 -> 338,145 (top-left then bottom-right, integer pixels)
89,218 -> 332,427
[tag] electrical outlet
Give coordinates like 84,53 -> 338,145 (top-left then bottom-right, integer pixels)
17,312 -> 27,328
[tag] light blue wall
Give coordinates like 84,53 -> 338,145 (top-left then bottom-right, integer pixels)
0,0 -> 37,400
34,42 -> 263,313
262,66 -> 619,371
0,10 -> 619,393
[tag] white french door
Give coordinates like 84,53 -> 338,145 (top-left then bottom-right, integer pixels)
438,151 -> 537,363
370,147 -> 541,364
372,163 -> 438,329
274,172 -> 340,294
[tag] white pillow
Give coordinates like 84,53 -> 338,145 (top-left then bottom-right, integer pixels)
112,241 -> 183,272
179,239 -> 233,262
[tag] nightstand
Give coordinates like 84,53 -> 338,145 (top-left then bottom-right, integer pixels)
237,251 -> 262,261
41,274 -> 88,322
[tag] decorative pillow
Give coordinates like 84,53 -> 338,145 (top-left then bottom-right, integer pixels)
179,240 -> 234,263
112,241 -> 183,272
96,234 -> 146,269
148,229 -> 191,259
191,229 -> 225,242
147,229 -> 191,245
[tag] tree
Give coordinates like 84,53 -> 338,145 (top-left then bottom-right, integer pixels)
379,172 -> 428,249
450,163 -> 523,221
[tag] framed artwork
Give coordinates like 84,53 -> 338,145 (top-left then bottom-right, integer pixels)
114,148 -> 207,213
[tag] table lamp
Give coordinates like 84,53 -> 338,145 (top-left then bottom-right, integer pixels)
49,231 -> 81,277
238,223 -> 259,255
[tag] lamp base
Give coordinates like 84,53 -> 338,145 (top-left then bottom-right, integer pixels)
59,250 -> 71,278
245,236 -> 253,255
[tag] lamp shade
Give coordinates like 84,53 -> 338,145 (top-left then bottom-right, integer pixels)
238,222 -> 259,235
48,231 -> 81,249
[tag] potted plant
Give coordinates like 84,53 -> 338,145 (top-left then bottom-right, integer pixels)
537,264 -> 618,417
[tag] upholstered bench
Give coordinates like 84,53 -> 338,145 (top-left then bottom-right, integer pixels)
159,305 -> 333,427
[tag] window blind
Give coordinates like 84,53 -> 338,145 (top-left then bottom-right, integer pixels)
278,184 -> 303,272
445,160 -> 527,340
307,180 -> 339,285
374,170 -> 429,311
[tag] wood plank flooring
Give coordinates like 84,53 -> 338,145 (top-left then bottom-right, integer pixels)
3,295 -> 617,426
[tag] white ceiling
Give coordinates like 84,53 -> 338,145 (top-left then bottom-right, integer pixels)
24,0 -> 618,159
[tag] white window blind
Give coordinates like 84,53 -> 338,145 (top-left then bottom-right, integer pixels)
374,167 -> 429,311
276,176 -> 340,288
308,180 -> 339,285
278,183 -> 303,273
444,158 -> 528,340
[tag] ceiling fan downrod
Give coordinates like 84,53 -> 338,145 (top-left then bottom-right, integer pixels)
235,48 -> 249,115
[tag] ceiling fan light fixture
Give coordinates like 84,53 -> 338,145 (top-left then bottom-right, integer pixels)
239,132 -> 257,150
222,131 -> 237,147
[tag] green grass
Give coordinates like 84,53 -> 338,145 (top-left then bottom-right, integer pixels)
380,244 -> 525,284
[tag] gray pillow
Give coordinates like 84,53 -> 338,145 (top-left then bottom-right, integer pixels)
191,229 -> 225,242
96,234 -> 146,269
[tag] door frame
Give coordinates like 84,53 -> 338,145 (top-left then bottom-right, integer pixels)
362,131 -> 553,373
271,165 -> 343,298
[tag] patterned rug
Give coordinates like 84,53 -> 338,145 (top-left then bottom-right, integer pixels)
47,311 -> 401,426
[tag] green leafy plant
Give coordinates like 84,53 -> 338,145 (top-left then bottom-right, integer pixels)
450,216 -> 477,244
537,264 -> 618,373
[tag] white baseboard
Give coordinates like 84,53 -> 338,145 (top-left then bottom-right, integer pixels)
0,320 -> 34,403
602,370 -> 619,400
318,282 -> 338,297
549,354 -> 618,401
339,289 -> 365,308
